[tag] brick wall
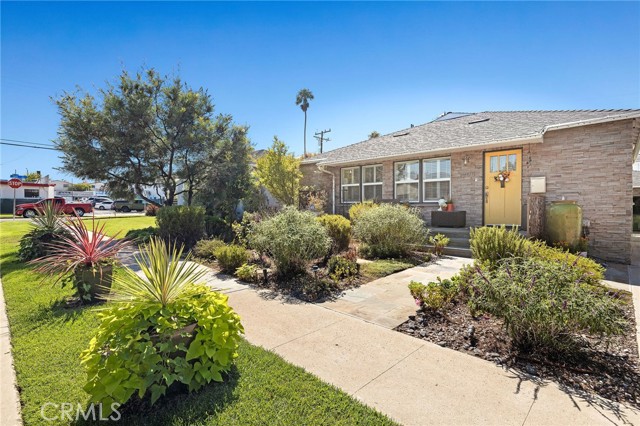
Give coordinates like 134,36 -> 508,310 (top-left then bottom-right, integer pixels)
301,119 -> 637,263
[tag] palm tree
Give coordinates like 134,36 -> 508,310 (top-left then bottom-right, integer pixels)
295,88 -> 314,156
368,131 -> 381,139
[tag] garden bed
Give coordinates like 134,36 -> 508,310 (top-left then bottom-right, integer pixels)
0,220 -> 396,426
396,291 -> 640,408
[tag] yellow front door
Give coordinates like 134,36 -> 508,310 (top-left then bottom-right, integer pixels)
484,149 -> 522,226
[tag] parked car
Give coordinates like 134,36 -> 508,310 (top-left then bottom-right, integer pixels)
87,197 -> 113,207
95,200 -> 114,210
111,199 -> 145,212
15,197 -> 93,218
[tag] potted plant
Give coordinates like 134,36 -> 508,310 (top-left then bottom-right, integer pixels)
31,216 -> 131,304
446,199 -> 454,211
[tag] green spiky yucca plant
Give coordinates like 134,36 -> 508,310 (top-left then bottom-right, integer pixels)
18,201 -> 71,261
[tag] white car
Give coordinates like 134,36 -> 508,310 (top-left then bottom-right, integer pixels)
95,200 -> 114,210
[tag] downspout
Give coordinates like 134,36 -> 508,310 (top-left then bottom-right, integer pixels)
318,165 -> 336,214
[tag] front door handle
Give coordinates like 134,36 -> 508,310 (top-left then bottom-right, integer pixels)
485,191 -> 489,203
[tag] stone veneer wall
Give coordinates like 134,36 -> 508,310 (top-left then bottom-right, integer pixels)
301,119 -> 637,263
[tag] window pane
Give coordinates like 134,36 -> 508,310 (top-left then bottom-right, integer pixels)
396,182 -> 419,202
395,161 -> 419,181
440,159 -> 451,178
408,162 -> 419,180
508,154 -> 517,171
363,184 -> 382,201
24,189 -> 39,198
342,168 -> 360,185
499,155 -> 507,171
424,181 -> 450,201
342,186 -> 360,203
490,156 -> 498,172
423,160 -> 438,180
363,166 -> 374,183
375,165 -> 383,182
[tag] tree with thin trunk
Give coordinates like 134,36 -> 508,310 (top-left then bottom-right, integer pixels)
295,88 -> 314,156
255,137 -> 302,206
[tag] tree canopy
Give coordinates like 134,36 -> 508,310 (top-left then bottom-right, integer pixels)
67,183 -> 93,191
255,137 -> 302,206
368,131 -> 381,139
55,68 -> 251,207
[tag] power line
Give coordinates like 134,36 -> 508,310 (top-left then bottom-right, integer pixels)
0,138 -> 56,147
0,141 -> 58,151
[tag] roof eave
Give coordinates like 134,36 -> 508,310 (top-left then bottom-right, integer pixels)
542,111 -> 640,133
318,134 -> 543,167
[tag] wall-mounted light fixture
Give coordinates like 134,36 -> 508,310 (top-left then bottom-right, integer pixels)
462,155 -> 470,166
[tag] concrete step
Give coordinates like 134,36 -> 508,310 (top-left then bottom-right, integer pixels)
446,237 -> 470,249
429,227 -> 471,238
425,245 -> 472,258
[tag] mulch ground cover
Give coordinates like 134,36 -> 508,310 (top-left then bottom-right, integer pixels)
396,294 -> 640,408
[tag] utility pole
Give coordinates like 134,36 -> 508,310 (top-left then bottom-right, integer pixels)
314,129 -> 332,153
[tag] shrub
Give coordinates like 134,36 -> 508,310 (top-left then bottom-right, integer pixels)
249,206 -> 331,278
353,204 -> 426,258
18,201 -> 71,261
428,233 -> 450,257
214,244 -> 250,273
408,278 -> 458,311
468,257 -> 627,352
193,238 -> 226,260
530,242 -> 604,289
205,215 -> 233,242
81,239 -> 243,413
327,255 -> 359,284
235,263 -> 258,283
348,201 -> 378,225
231,212 -> 263,247
125,227 -> 159,245
317,214 -> 351,253
469,226 -> 530,265
156,206 -> 205,250
145,204 -> 160,216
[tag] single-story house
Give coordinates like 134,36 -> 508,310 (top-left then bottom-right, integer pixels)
0,180 -> 55,213
301,110 -> 640,264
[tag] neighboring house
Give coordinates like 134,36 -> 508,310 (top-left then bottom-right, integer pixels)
301,110 -> 640,264
0,180 -> 55,213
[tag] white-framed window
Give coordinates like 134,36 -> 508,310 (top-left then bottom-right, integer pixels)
341,167 -> 361,203
423,157 -> 451,202
394,160 -> 420,202
362,164 -> 383,201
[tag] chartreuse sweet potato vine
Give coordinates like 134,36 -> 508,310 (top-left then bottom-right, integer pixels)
81,238 -> 244,415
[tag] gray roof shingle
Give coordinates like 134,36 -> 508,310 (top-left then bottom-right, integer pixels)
308,110 -> 640,166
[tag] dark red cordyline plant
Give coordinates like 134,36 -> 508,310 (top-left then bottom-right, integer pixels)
30,215 -> 131,284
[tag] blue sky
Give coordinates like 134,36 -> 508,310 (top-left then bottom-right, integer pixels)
1,1 -> 639,180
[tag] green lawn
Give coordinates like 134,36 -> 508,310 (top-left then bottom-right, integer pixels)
0,220 -> 395,425
360,258 -> 422,280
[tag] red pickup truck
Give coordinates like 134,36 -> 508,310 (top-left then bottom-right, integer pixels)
16,197 -> 93,218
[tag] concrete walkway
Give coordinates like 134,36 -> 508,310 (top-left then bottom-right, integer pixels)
194,258 -> 640,426
321,256 -> 470,329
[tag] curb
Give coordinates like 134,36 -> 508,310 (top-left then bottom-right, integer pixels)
0,277 -> 23,425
